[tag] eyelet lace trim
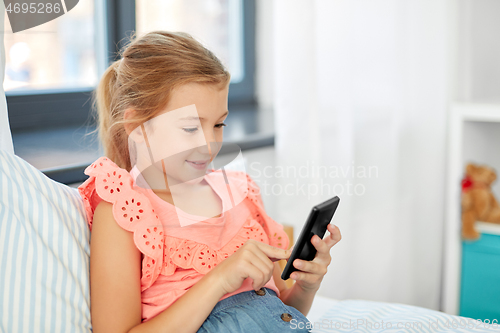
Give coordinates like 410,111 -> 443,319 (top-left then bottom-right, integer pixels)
79,157 -> 164,291
244,174 -> 289,249
160,216 -> 275,275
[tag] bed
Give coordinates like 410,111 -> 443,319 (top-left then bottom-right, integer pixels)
1,149 -> 498,332
307,296 -> 500,332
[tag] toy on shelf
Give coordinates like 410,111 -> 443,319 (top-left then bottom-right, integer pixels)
461,163 -> 500,240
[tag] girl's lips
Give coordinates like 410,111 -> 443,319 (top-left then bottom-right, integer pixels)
186,160 -> 209,170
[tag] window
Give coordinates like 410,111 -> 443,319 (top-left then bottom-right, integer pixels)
4,0 -> 106,92
135,0 -> 255,103
136,0 -> 244,83
5,0 -> 107,131
6,0 -> 255,132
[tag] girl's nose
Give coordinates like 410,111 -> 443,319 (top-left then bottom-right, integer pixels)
201,129 -> 221,160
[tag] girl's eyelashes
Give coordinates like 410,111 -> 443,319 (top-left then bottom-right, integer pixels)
182,127 -> 198,133
182,123 -> 226,134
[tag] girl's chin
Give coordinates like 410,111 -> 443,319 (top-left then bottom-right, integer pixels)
182,177 -> 205,185
147,175 -> 204,190
168,171 -> 206,185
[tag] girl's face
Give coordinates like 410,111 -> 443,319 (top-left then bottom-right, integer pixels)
131,82 -> 229,189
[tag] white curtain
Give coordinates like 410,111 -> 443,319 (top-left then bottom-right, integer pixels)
0,1 -> 13,154
273,0 -> 451,310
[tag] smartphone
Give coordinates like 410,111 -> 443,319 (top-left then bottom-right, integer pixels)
281,196 -> 340,280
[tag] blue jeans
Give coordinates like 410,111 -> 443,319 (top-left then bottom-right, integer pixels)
197,287 -> 312,333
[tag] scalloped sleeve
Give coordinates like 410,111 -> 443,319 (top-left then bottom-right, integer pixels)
77,157 -> 164,291
244,174 -> 290,250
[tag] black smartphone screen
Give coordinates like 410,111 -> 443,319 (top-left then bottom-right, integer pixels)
281,196 -> 340,280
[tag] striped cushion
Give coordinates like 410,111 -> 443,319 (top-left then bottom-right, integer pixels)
0,150 -> 91,332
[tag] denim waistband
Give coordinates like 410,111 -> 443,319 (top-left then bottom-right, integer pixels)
211,288 -> 278,315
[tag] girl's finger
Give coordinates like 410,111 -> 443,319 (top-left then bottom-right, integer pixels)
323,224 -> 341,248
245,251 -> 274,281
254,241 -> 291,262
311,234 -> 329,254
293,259 -> 327,276
246,242 -> 275,272
290,271 -> 322,285
245,261 -> 267,290
239,251 -> 273,290
311,236 -> 334,264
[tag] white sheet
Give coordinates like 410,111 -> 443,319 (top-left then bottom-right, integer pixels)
307,295 -> 340,324
306,296 -> 500,333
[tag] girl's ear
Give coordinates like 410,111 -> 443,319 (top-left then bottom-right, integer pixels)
129,126 -> 145,143
124,109 -> 145,143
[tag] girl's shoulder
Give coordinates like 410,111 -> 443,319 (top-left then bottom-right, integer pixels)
78,156 -> 164,291
78,156 -> 138,229
78,156 -> 163,237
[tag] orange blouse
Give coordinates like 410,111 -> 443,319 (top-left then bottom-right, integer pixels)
78,157 -> 289,322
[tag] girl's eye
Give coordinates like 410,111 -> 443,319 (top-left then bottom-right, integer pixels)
215,123 -> 227,129
183,127 -> 198,133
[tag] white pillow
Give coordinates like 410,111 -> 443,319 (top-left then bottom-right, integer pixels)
0,1 -> 14,155
0,150 -> 91,332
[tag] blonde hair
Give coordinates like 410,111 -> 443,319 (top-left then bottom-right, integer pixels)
94,31 -> 231,171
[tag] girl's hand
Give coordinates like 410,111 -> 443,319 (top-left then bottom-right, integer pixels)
208,239 -> 291,295
290,224 -> 341,292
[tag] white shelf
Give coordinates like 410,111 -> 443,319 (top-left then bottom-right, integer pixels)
452,103 -> 500,122
443,103 -> 500,315
476,222 -> 500,236
444,0 -> 500,316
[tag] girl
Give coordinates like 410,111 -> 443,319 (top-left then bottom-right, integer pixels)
78,31 -> 341,333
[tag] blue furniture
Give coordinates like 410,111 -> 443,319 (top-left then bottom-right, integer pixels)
460,230 -> 500,323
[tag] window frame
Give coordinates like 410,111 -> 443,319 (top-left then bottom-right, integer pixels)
6,0 -> 256,132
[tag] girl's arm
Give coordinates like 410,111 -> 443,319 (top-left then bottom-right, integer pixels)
274,224 -> 342,317
89,201 -> 142,332
91,201 -> 290,333
90,201 -> 227,333
128,270 -> 226,333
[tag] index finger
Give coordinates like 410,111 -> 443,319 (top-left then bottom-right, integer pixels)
252,241 -> 291,262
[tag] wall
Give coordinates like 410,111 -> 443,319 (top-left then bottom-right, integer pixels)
457,0 -> 500,102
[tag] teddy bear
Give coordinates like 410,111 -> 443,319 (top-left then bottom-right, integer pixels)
461,163 -> 500,240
